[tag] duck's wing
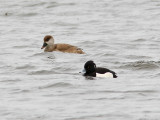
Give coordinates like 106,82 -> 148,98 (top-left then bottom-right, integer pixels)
55,44 -> 75,50
96,67 -> 117,78
56,44 -> 84,54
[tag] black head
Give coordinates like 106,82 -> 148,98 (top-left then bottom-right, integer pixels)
84,60 -> 96,74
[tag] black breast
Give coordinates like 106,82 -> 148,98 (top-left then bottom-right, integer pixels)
84,72 -> 96,77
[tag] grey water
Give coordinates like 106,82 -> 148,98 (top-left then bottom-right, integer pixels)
0,0 -> 160,120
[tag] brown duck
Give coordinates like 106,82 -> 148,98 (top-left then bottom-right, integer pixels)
41,35 -> 85,54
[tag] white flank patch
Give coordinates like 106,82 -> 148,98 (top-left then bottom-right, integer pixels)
96,72 -> 113,78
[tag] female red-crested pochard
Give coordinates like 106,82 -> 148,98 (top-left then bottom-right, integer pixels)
41,35 -> 85,54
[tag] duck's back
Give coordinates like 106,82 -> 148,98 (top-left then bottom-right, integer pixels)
55,44 -> 84,54
96,67 -> 117,78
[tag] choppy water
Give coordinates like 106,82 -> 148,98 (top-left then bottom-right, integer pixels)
0,0 -> 160,120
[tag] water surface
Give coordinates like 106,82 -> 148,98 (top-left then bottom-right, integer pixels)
0,0 -> 160,120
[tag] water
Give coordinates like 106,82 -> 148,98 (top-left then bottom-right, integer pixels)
0,0 -> 160,120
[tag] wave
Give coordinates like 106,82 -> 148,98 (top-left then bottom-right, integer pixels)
38,82 -> 72,89
28,70 -> 57,75
16,65 -> 35,69
120,60 -> 160,70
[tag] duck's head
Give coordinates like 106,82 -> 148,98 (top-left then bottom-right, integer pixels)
84,60 -> 96,74
41,35 -> 54,49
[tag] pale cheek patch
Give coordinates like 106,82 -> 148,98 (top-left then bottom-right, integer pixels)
96,72 -> 113,78
46,41 -> 50,44
46,40 -> 53,45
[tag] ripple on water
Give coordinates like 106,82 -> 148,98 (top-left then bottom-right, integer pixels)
17,12 -> 38,17
131,38 -> 147,43
38,82 -> 72,89
25,2 -> 47,7
12,45 -> 29,49
30,52 -> 55,58
120,60 -> 160,70
16,65 -> 35,69
28,70 -> 57,75
11,89 -> 31,94
125,55 -> 152,60
0,79 -> 21,83
96,89 -> 157,94
46,2 -> 61,8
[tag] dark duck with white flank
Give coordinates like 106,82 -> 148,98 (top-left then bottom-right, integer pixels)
83,61 -> 117,78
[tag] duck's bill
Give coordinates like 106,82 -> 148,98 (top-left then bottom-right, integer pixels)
79,69 -> 86,75
82,69 -> 86,73
41,43 -> 48,49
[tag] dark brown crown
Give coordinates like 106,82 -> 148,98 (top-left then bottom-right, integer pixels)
44,35 -> 53,42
